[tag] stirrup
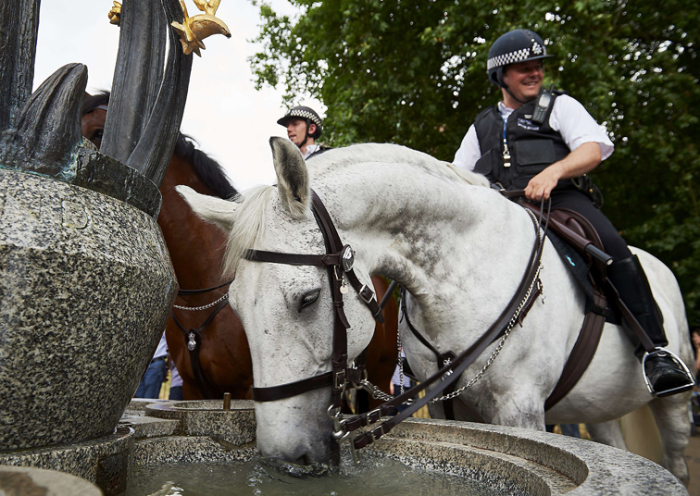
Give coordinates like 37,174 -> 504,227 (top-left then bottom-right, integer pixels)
642,347 -> 696,398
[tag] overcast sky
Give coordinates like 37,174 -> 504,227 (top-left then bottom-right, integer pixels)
34,0 -> 323,191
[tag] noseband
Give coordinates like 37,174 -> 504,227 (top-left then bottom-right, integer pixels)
244,190 -> 384,407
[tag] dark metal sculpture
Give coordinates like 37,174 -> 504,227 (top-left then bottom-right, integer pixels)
0,0 -> 230,190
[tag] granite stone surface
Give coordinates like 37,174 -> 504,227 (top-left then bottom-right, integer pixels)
0,427 -> 133,487
373,418 -> 688,495
0,465 -> 102,496
0,169 -> 177,450
146,400 -> 256,446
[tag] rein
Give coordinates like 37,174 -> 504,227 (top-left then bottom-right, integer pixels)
342,202 -> 549,451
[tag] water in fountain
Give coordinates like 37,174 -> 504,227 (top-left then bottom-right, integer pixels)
125,456 -> 499,496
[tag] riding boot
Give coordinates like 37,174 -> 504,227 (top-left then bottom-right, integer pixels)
607,255 -> 694,396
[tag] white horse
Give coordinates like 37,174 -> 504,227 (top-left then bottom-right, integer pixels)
178,138 -> 693,482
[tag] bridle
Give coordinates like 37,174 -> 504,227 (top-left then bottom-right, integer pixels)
245,190 -> 385,406
243,189 -> 386,463
241,187 -> 548,462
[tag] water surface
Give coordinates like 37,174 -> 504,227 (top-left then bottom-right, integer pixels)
126,456 -> 500,496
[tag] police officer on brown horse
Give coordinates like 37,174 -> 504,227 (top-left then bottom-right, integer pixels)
277,106 -> 329,160
453,28 -> 694,397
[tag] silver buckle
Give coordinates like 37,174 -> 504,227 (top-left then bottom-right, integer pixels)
360,285 -> 376,304
367,407 -> 382,423
372,424 -> 385,440
334,370 -> 346,390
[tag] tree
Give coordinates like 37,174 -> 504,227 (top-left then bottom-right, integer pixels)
250,0 -> 700,326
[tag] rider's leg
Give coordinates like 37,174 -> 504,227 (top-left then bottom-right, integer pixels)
549,190 -> 693,396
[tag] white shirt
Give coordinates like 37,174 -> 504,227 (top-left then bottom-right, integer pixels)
153,332 -> 168,359
303,143 -> 320,159
452,95 -> 614,172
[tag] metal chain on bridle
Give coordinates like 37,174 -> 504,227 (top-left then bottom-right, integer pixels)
173,292 -> 229,311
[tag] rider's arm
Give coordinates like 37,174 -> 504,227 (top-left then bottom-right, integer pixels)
525,95 -> 613,201
524,142 -> 601,200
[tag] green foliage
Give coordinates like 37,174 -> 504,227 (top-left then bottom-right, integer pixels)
249,0 -> 700,326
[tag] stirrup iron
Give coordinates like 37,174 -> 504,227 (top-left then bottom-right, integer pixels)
642,347 -> 696,398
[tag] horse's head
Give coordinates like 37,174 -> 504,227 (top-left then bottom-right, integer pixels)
178,138 -> 377,466
81,91 -> 109,149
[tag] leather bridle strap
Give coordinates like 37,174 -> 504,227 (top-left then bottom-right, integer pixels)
177,280 -> 233,296
170,298 -> 230,399
247,190 -> 383,405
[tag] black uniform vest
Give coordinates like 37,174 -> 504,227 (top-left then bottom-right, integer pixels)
473,93 -> 572,190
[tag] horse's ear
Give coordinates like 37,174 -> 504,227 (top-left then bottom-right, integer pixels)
269,137 -> 310,219
176,185 -> 237,234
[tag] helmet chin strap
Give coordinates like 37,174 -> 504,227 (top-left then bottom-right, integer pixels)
503,84 -> 537,105
298,120 -> 311,149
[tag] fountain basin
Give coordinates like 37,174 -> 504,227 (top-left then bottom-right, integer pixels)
0,400 -> 687,495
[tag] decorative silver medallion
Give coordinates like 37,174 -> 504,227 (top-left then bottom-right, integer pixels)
187,332 -> 197,351
341,245 -> 355,272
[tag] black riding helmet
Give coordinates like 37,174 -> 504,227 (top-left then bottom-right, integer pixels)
487,29 -> 553,89
277,106 -> 323,140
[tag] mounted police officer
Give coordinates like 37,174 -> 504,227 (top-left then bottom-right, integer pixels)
453,28 -> 694,397
277,106 -> 330,160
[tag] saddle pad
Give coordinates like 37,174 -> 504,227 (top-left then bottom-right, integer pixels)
545,229 -> 620,325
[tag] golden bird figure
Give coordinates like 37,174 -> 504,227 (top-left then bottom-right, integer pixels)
171,0 -> 231,57
108,1 -> 122,26
193,0 -> 222,16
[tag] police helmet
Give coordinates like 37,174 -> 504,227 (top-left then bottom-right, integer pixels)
277,106 -> 323,139
487,29 -> 552,88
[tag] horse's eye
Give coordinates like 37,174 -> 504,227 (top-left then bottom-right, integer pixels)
299,289 -> 321,312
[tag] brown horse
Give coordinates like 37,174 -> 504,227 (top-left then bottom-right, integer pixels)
82,92 -> 398,407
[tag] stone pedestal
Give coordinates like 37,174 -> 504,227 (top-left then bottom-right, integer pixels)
0,165 -> 177,450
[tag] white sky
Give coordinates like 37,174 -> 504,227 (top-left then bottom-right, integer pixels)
34,0 -> 324,191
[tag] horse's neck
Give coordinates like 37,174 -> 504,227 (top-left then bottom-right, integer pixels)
158,155 -> 229,290
316,163 -> 536,330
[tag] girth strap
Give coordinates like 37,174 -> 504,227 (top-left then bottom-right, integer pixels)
544,289 -> 607,410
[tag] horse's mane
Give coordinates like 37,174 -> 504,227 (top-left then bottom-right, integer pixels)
82,91 -> 237,200
222,143 -> 489,278
174,135 -> 237,200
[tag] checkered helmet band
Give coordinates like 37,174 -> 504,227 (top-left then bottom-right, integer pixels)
285,108 -> 322,128
487,41 -> 546,71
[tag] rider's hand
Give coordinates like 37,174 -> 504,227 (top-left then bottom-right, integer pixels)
525,164 -> 562,201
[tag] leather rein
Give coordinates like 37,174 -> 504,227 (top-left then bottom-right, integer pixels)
242,189 -> 549,456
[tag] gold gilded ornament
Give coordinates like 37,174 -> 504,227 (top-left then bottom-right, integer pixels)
193,0 -> 222,16
108,1 -> 121,26
171,0 -> 231,57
